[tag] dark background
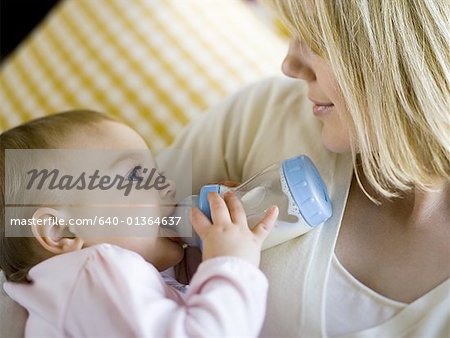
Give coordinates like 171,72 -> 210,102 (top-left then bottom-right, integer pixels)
0,0 -> 60,61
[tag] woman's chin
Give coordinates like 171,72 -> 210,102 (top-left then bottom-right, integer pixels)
322,129 -> 351,153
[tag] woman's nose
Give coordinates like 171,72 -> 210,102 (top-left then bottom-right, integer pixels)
282,40 -> 316,82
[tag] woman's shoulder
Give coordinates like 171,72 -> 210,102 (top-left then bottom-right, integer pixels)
224,77 -> 331,179
233,76 -> 307,98
167,76 -> 341,190
223,76 -> 311,120
196,76 -> 310,128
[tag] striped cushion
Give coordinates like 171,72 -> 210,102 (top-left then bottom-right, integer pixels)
0,0 -> 286,150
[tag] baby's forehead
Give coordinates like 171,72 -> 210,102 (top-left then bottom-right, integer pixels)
59,120 -> 149,151
12,148 -> 157,178
106,149 -> 158,169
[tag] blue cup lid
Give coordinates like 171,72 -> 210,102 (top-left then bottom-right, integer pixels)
198,184 -> 221,220
282,155 -> 332,227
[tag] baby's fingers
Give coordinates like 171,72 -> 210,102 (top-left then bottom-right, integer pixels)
208,192 -> 232,225
224,191 -> 246,225
252,206 -> 279,242
190,207 -> 212,239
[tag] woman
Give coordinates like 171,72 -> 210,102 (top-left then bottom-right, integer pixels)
162,0 -> 449,336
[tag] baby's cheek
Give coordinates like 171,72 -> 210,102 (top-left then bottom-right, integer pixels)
160,204 -> 176,217
152,238 -> 184,270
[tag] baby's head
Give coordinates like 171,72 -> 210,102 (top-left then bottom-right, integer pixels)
0,110 -> 184,283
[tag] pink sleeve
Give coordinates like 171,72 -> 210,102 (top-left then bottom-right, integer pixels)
63,245 -> 268,338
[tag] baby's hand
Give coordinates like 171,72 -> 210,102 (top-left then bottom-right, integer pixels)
190,191 -> 278,267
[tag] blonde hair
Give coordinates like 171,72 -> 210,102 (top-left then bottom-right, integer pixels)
0,110 -> 115,283
266,0 -> 450,200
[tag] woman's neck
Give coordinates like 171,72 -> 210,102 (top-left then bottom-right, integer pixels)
356,172 -> 450,229
407,181 -> 450,228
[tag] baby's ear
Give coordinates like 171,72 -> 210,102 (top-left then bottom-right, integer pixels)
31,207 -> 84,254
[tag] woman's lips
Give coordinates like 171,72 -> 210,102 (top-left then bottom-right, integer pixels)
308,97 -> 334,116
312,103 -> 334,116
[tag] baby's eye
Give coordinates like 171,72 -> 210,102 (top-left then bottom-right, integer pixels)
127,165 -> 143,182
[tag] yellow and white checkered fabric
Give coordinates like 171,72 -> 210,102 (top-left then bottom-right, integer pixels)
0,0 -> 286,150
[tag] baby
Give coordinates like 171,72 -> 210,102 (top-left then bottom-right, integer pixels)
0,110 -> 278,337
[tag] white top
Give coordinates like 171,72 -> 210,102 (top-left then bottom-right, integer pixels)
162,76 -> 450,337
326,254 -> 407,336
4,244 -> 269,338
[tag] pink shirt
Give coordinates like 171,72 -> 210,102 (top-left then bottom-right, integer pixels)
4,244 -> 268,338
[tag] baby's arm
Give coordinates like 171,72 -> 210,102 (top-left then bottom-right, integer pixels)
63,193 -> 277,337
175,255 -> 269,337
176,191 -> 278,336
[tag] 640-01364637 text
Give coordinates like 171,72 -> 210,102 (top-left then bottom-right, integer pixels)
9,216 -> 182,227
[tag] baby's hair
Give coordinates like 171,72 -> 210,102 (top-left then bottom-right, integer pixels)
265,0 -> 450,201
0,110 -> 116,283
